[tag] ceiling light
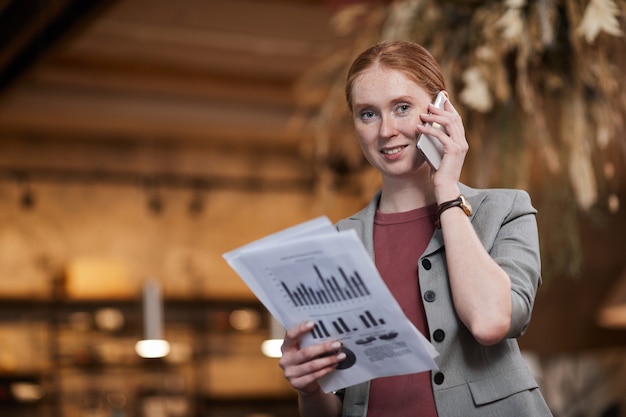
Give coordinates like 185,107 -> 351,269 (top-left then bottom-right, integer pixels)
261,314 -> 284,358
135,280 -> 170,358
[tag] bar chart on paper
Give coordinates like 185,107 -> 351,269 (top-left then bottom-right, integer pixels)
261,253 -> 396,341
276,264 -> 371,308
267,257 -> 373,309
308,309 -> 388,339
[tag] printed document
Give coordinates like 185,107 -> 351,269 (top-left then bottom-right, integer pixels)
223,216 -> 439,393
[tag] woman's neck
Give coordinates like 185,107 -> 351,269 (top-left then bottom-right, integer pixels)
378,175 -> 436,213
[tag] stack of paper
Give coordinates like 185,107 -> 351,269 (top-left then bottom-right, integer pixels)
223,216 -> 438,393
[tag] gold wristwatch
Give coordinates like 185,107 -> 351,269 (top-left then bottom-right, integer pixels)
435,195 -> 472,228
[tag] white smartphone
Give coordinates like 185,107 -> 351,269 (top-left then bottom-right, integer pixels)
416,91 -> 447,170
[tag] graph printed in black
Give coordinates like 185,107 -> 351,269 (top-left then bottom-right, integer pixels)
310,309 -> 387,339
277,263 -> 371,308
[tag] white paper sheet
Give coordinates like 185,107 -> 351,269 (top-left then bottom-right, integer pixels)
223,216 -> 439,393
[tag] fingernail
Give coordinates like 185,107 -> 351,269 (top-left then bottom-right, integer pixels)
337,352 -> 347,360
331,341 -> 341,349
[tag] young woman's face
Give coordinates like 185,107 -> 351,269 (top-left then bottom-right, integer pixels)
350,65 -> 432,180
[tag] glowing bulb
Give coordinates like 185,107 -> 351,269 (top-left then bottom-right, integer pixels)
135,339 -> 171,359
136,280 -> 170,358
261,339 -> 283,358
261,315 -> 284,358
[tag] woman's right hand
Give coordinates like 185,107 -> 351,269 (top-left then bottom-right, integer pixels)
279,321 -> 346,394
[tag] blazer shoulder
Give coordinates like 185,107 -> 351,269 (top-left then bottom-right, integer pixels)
336,190 -> 381,231
461,185 -> 536,216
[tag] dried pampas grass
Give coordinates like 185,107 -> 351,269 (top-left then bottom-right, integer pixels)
293,0 -> 626,277
576,0 -> 623,42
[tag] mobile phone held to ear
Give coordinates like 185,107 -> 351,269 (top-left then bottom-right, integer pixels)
417,91 -> 447,170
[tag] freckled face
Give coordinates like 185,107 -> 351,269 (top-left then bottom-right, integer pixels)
350,65 -> 432,179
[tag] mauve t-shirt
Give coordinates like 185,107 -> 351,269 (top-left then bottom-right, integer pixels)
366,204 -> 439,417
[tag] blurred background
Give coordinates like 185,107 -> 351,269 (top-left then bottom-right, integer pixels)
0,0 -> 625,416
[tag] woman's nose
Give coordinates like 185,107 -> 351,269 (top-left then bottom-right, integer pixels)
378,115 -> 397,138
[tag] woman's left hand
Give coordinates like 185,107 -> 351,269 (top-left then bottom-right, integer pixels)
416,97 -> 468,200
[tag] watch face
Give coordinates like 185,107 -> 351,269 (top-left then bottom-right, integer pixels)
460,195 -> 472,216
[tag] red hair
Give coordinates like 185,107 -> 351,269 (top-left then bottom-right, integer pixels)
345,40 -> 446,112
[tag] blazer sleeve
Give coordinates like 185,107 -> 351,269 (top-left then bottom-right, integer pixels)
473,189 -> 542,338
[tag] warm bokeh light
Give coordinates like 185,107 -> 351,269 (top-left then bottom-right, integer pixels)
135,339 -> 171,359
261,339 -> 283,358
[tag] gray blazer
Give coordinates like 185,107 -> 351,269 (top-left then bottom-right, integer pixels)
336,184 -> 552,417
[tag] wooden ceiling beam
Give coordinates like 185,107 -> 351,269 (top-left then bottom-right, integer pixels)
61,26 -> 324,82
49,0 -> 342,84
102,0 -> 336,47
0,0 -> 120,93
0,134 -> 314,192
35,57 -> 296,106
0,83 -> 311,149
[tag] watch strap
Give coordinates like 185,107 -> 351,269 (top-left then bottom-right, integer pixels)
435,195 -> 469,228
437,197 -> 463,218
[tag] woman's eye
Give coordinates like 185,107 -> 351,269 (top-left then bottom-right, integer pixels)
396,104 -> 411,114
360,110 -> 375,120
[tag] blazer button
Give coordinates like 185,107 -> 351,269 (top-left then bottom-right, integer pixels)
434,372 -> 445,385
421,258 -> 432,270
423,290 -> 436,302
433,329 -> 445,342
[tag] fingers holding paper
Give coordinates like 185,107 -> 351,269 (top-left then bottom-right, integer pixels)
279,321 -> 346,394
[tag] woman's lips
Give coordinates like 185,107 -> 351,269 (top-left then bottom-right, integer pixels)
381,144 -> 409,156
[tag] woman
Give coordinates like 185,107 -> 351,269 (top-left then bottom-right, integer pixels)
279,40 -> 552,417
